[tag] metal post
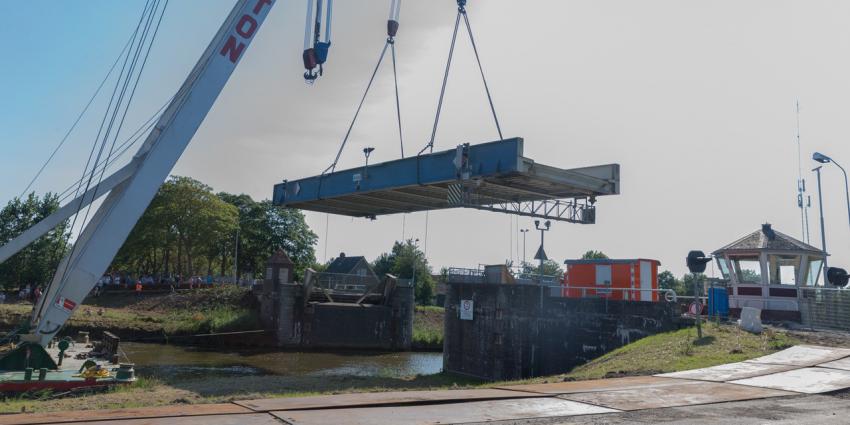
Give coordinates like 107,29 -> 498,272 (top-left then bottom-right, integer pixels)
694,273 -> 702,339
835,160 -> 850,233
521,229 -> 528,264
233,228 -> 240,285
814,166 -> 828,271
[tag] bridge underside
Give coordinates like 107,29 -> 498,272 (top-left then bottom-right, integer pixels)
273,138 -> 620,223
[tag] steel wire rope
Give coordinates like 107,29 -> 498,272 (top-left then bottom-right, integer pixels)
37,0 -> 165,325
18,35 -> 135,199
34,0 -> 156,325
55,0 -> 167,301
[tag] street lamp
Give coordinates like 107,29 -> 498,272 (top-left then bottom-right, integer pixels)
813,152 -> 850,233
520,229 -> 529,265
363,147 -> 375,178
813,166 -> 828,272
534,220 -> 551,280
411,238 -> 420,288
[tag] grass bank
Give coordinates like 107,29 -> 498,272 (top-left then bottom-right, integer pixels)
0,285 -> 261,341
520,322 -> 800,383
412,306 -> 444,350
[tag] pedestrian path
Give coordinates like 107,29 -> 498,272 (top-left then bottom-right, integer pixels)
1,344 -> 849,425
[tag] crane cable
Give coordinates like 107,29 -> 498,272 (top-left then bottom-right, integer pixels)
420,0 -> 503,156
37,0 -> 168,326
317,0 -> 404,197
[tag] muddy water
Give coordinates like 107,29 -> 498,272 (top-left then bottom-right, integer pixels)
120,342 -> 443,380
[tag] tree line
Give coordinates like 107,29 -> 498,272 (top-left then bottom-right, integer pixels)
0,193 -> 69,291
0,176 -> 318,290
112,176 -> 318,281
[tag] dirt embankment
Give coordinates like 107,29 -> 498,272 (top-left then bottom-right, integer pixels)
0,286 -> 265,344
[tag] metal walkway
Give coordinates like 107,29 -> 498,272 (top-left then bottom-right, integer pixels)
273,138 -> 620,223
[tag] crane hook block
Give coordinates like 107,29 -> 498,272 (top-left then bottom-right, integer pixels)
387,19 -> 399,38
303,48 -> 318,71
315,41 -> 331,65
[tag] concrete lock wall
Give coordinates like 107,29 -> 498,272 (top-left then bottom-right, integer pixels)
443,282 -> 677,381
263,280 -> 415,351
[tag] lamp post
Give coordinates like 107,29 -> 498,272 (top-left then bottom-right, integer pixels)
411,238 -> 420,289
813,166 -> 828,272
520,229 -> 529,265
363,147 -> 375,178
534,220 -> 551,280
814,152 -> 850,233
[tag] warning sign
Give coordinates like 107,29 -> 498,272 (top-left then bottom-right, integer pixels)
460,299 -> 474,320
56,297 -> 76,313
688,302 -> 702,316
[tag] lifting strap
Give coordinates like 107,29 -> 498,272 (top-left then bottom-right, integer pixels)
317,0 -> 405,198
420,0 -> 503,157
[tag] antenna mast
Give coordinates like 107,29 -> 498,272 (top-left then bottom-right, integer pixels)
796,99 -> 812,243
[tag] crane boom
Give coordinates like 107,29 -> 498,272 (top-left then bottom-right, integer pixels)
21,0 -> 277,346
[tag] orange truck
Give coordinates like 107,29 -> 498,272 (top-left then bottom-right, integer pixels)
561,259 -> 661,302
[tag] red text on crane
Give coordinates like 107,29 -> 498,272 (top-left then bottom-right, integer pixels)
220,0 -> 273,64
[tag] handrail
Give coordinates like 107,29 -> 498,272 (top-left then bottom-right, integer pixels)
557,286 -> 678,302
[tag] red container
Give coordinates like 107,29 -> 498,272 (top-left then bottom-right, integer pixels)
562,259 -> 661,302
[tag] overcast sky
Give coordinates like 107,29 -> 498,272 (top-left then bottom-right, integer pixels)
2,0 -> 850,278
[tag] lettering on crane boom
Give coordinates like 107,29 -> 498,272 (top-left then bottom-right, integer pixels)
220,0 -> 274,64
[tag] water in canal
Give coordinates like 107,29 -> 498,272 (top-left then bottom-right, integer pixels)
120,342 -> 443,380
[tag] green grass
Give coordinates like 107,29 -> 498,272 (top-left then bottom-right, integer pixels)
412,306 -> 443,349
561,322 -> 799,381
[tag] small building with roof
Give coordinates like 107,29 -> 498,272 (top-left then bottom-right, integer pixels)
323,253 -> 380,289
713,223 -> 826,320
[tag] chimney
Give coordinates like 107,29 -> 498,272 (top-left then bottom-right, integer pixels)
762,223 -> 776,240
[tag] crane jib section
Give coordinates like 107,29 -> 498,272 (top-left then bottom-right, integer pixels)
21,0 -> 277,347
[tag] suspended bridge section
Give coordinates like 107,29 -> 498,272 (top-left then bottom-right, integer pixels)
273,138 -> 620,223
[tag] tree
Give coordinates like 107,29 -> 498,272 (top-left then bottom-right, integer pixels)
114,176 -> 238,278
581,250 -> 609,260
372,239 -> 434,305
0,193 -> 70,290
658,270 -> 687,295
218,193 -> 318,280
520,260 -> 564,278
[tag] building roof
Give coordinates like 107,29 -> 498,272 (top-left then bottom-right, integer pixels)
713,223 -> 824,255
267,249 -> 294,266
326,253 -> 369,274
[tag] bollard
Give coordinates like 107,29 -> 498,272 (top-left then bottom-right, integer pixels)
24,368 -> 33,381
38,368 -> 47,381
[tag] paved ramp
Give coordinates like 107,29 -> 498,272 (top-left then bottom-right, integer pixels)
5,344 -> 850,424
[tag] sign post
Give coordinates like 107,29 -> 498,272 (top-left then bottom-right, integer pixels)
460,299 -> 474,321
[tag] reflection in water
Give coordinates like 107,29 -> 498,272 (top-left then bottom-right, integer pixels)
120,343 -> 443,381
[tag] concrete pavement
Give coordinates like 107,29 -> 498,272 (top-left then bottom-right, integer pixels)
2,344 -> 850,425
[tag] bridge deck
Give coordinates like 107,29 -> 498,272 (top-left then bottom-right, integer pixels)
273,138 -> 619,222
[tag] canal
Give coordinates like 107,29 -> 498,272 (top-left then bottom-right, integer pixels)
121,342 -> 444,381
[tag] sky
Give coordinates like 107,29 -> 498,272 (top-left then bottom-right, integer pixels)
2,0 -> 850,278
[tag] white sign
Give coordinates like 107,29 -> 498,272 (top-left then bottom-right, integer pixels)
460,299 -> 474,320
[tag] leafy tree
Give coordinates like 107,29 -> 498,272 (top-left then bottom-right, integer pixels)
520,260 -> 564,278
111,176 -> 318,282
218,194 -> 317,280
114,176 -> 238,278
372,239 -> 434,305
658,270 -> 687,296
0,193 -> 70,290
581,250 -> 609,260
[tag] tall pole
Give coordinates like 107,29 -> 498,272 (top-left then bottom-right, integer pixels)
233,228 -> 239,285
834,160 -> 850,232
520,229 -> 528,264
814,166 -> 828,272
